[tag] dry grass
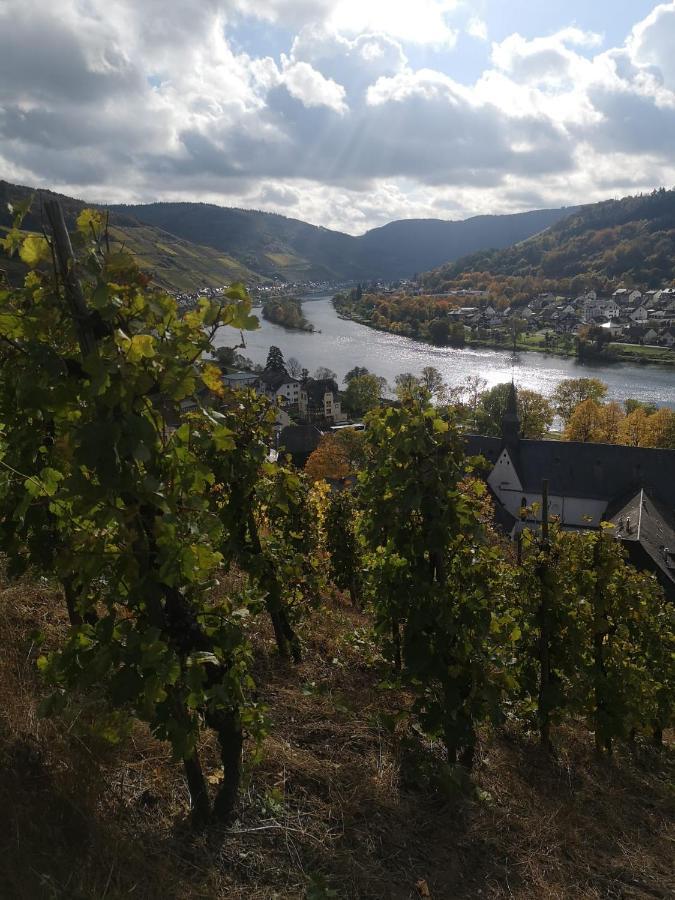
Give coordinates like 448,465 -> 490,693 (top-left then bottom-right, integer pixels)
0,573 -> 673,900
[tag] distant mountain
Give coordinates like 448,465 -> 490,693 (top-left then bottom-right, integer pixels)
0,181 -> 259,292
423,188 -> 675,293
110,201 -> 572,282
358,209 -> 574,277
2,178 -> 573,289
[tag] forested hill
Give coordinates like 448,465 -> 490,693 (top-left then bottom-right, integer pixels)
2,179 -> 571,285
423,188 -> 675,295
109,201 -> 362,282
0,181 -> 259,292
358,207 -> 573,276
109,201 -> 571,281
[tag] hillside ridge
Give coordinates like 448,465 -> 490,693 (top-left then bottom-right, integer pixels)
2,178 -> 571,287
423,187 -> 675,294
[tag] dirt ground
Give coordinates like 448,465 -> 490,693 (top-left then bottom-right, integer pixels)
1,575 -> 673,900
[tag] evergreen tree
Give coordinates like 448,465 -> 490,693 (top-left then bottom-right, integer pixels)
265,345 -> 287,373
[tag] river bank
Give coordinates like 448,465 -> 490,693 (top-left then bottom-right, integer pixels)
215,297 -> 675,411
336,309 -> 675,368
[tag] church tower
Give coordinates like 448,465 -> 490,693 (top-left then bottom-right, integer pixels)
501,381 -> 521,447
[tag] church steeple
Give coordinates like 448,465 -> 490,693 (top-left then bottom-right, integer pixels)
502,380 -> 521,446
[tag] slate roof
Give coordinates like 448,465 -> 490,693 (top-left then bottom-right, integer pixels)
260,369 -> 297,391
279,424 -> 322,464
465,429 -> 675,597
303,378 -> 339,403
223,371 -> 259,384
467,435 -> 675,509
607,490 -> 675,598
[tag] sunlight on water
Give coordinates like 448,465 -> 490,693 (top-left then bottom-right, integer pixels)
215,297 -> 675,409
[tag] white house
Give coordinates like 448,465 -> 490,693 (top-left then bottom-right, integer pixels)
299,378 -> 346,423
629,306 -> 649,323
259,370 -> 301,406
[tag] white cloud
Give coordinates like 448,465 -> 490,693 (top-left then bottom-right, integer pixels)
467,17 -> 488,41
237,0 -> 459,46
327,0 -> 458,46
491,27 -> 602,85
290,27 -> 407,97
280,59 -> 348,113
1,0 -> 675,232
627,1 -> 675,90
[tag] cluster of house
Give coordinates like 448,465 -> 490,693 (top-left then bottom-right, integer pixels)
221,367 -> 349,465
175,280 -> 349,309
249,279 -> 348,302
175,285 -> 227,310
449,287 -> 675,346
222,368 -> 346,425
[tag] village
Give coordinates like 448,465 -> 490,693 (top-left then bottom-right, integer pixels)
424,285 -> 675,348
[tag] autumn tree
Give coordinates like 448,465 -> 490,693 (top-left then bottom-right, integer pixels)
305,429 -> 368,481
645,408 -> 675,448
343,373 -> 386,416
564,399 -> 610,442
552,378 -> 608,423
617,407 -> 650,446
304,434 -> 351,482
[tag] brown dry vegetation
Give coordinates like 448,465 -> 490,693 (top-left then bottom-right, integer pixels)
1,572 -> 673,900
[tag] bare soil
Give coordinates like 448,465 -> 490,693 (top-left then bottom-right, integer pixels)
1,575 -> 673,899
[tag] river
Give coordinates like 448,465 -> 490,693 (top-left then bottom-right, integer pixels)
215,296 -> 675,410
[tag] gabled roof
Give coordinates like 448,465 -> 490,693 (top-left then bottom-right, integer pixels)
607,489 -> 675,596
279,423 -> 322,457
303,378 -> 339,403
466,435 -> 675,507
260,369 -> 298,391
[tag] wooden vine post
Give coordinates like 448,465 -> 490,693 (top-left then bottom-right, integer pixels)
537,479 -> 554,752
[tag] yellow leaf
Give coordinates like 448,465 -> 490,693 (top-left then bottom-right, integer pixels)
19,234 -> 50,267
433,418 -> 449,433
126,334 -> 156,362
201,363 -> 225,397
76,208 -> 105,236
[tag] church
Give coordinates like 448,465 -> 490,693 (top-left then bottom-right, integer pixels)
467,384 -> 675,599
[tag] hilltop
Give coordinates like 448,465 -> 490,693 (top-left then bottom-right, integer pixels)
109,201 -> 571,282
423,188 -> 675,296
1,179 -> 571,289
0,182 -> 259,293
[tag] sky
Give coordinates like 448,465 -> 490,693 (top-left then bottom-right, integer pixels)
1,1 -> 675,233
